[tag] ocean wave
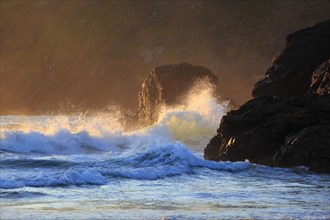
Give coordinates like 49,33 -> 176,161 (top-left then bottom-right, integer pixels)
0,169 -> 107,189
0,129 -> 127,155
0,85 -> 239,188
0,84 -> 228,155
0,141 -> 251,189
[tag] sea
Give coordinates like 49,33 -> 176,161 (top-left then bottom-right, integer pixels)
1,88 -> 329,219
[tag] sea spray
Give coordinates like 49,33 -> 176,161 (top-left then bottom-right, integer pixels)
1,101 -> 329,220
1,82 -> 229,154
153,80 -> 229,149
0,83 -> 238,188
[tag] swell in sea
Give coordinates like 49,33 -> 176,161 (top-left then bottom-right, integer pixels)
1,86 -> 329,219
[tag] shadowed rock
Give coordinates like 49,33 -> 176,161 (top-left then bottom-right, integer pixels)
252,20 -> 330,98
137,63 -> 218,126
204,95 -> 330,173
309,59 -> 330,95
274,124 -> 330,173
205,21 -> 330,173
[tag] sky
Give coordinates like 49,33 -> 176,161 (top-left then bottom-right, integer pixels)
1,0 -> 330,114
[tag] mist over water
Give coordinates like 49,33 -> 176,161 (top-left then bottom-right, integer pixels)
2,1 -> 330,114
1,85 -> 329,219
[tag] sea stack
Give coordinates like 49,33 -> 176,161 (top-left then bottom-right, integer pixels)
137,63 -> 218,126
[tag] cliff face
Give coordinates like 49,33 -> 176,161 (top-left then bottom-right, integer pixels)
204,21 -> 330,173
137,63 -> 218,126
252,20 -> 330,98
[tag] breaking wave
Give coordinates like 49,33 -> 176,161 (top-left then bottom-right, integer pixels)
0,143 -> 251,188
0,84 -> 247,188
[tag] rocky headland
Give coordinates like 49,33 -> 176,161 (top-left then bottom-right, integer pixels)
204,20 -> 330,173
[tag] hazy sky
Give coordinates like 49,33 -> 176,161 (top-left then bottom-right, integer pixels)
1,0 -> 330,114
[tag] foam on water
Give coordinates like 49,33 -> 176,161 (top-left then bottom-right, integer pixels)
1,84 -> 330,219
0,82 -> 227,155
0,83 -> 240,188
0,134 -> 252,189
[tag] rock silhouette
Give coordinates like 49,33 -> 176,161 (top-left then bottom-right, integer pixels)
137,63 -> 218,126
252,20 -> 330,98
205,21 -> 330,173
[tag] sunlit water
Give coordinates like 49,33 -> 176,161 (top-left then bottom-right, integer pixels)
1,88 -> 330,219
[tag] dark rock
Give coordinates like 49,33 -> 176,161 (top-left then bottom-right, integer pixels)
309,60 -> 330,95
274,125 -> 330,173
137,63 -> 218,126
205,21 -> 330,173
204,95 -> 330,173
252,20 -> 330,98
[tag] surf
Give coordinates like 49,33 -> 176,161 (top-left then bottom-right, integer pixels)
0,82 -> 228,155
0,83 -> 250,189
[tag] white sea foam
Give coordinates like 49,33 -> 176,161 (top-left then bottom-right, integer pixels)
0,82 -> 228,155
0,141 -> 251,188
0,82 -> 241,187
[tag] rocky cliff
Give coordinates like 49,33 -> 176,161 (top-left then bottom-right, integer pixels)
204,21 -> 330,173
252,20 -> 330,98
137,63 -> 218,126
